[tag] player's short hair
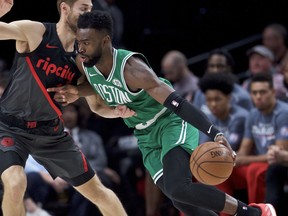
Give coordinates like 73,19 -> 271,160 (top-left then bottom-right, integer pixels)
199,72 -> 234,95
78,10 -> 113,39
250,72 -> 274,89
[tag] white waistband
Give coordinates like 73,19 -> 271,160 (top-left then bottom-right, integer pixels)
135,107 -> 167,130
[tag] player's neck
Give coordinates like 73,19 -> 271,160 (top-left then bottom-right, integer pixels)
96,47 -> 114,77
56,22 -> 76,52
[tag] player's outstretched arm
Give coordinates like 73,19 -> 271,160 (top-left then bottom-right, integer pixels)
0,0 -> 13,17
85,93 -> 136,118
0,0 -> 45,52
47,56 -> 136,118
47,84 -> 136,118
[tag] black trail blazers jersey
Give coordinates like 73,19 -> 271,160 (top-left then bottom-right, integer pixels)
0,23 -> 82,121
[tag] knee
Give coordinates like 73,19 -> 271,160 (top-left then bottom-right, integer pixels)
88,182 -> 113,204
93,187 -> 116,206
1,166 -> 27,200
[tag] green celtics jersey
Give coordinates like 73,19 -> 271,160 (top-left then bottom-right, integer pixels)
83,48 -> 172,129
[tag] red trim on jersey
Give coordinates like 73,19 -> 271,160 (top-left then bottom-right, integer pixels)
81,152 -> 88,172
26,56 -> 63,117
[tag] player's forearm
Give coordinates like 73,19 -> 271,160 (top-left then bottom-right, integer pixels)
85,95 -> 119,118
92,106 -> 119,118
163,92 -> 220,140
77,81 -> 96,97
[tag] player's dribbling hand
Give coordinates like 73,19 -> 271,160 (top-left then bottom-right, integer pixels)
0,0 -> 13,17
215,135 -> 237,166
114,105 -> 136,118
47,85 -> 80,106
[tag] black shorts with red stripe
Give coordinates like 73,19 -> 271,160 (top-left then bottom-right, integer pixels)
0,120 -> 94,186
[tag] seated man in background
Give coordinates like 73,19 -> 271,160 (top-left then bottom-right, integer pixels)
269,54 -> 288,102
161,50 -> 199,102
262,23 -> 288,70
193,48 -> 252,115
198,72 -> 248,151
242,44 -> 287,101
217,72 -> 288,216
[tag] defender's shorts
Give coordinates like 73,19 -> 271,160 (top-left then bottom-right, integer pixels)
0,120 -> 94,186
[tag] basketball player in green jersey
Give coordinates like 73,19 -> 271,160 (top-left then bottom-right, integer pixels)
48,10 -> 276,216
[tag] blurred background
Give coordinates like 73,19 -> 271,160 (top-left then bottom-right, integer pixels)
1,0 -> 288,77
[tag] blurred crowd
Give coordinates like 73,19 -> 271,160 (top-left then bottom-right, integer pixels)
0,7 -> 288,215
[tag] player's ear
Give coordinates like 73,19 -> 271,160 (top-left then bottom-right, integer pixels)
102,35 -> 111,46
60,1 -> 69,15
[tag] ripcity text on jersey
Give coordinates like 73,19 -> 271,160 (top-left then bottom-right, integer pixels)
0,23 -> 82,122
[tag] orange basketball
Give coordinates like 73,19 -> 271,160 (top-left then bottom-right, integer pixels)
190,141 -> 234,185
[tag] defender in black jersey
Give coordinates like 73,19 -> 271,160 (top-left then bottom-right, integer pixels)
0,1 -> 127,216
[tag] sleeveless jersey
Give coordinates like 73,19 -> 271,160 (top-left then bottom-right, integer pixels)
83,49 -> 172,129
0,23 -> 82,121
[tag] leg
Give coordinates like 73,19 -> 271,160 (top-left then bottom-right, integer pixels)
145,171 -> 164,216
159,147 -> 263,216
172,199 -> 218,216
157,177 -> 218,216
74,174 -> 127,216
0,150 -> 27,216
217,166 -> 249,216
156,147 -> 226,215
29,133 -> 127,216
1,165 -> 27,216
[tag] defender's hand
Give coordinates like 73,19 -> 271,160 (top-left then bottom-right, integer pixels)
47,85 -> 80,106
0,0 -> 13,17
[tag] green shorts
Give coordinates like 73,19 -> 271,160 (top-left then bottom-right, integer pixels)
134,112 -> 199,183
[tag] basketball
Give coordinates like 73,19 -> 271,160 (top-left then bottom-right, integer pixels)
190,141 -> 234,185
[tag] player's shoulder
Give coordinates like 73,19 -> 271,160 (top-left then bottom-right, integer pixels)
12,19 -> 44,28
12,20 -> 46,37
